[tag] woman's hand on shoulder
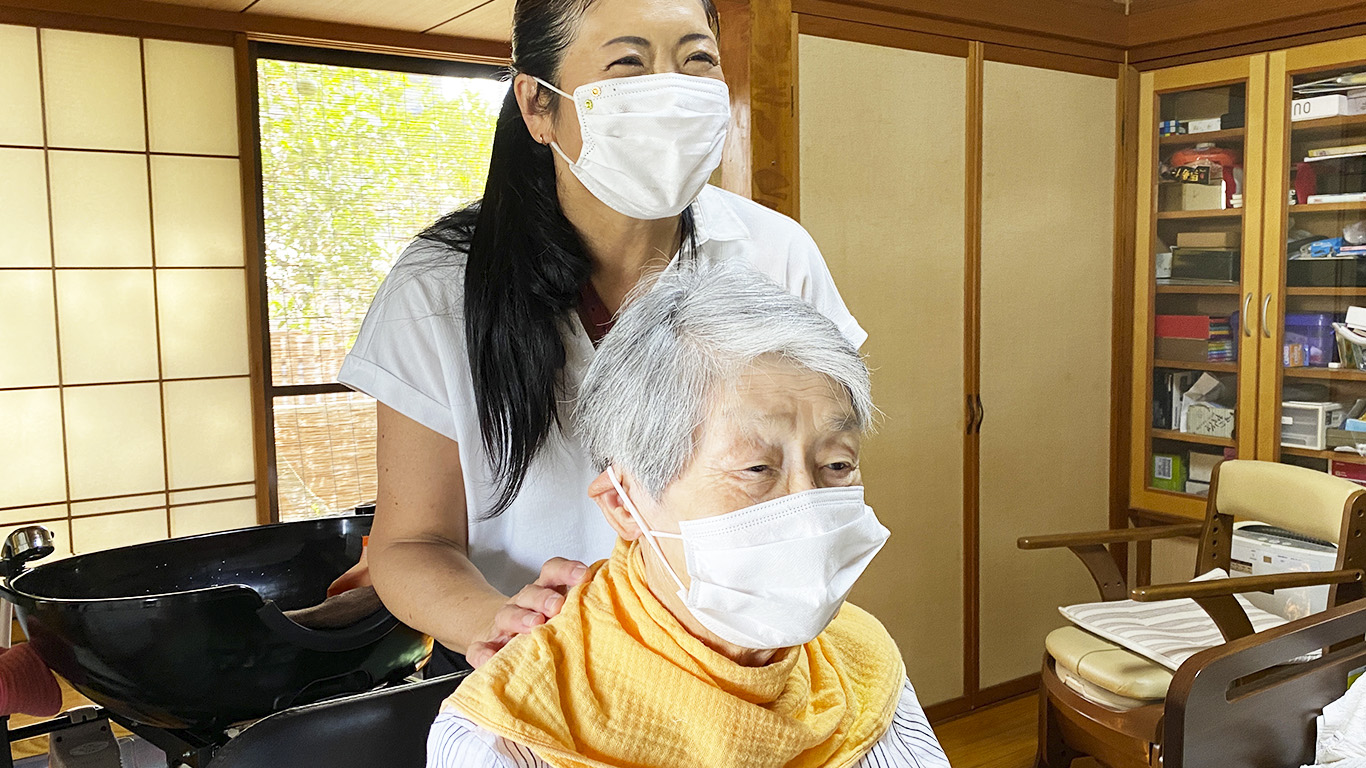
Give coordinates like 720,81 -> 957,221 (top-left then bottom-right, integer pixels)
466,557 -> 590,668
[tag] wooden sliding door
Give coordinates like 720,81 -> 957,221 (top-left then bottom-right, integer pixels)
798,32 -> 969,707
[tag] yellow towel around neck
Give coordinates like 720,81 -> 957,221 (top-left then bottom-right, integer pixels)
449,539 -> 906,768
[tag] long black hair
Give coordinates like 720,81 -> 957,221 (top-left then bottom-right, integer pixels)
421,0 -> 722,517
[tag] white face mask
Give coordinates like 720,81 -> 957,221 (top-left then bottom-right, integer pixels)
608,467 -> 891,650
533,73 -> 731,221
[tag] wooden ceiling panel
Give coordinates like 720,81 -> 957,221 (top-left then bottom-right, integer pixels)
134,0 -> 255,9
242,0 -> 486,32
427,0 -> 513,42
1126,0 -> 1366,47
835,0 -> 1127,46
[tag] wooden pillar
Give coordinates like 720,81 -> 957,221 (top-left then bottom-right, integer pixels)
715,0 -> 798,218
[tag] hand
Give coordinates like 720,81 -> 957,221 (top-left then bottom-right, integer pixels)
467,557 -> 589,668
327,549 -> 372,598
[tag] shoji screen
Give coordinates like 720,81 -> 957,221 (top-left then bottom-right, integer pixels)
0,26 -> 257,556
799,34 -> 968,706
977,61 -> 1116,688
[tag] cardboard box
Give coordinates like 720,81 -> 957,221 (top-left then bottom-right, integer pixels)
1176,231 -> 1240,249
1331,460 -> 1366,487
1152,452 -> 1187,492
1351,88 -> 1366,116
1160,181 -> 1226,211
1155,337 -> 1211,361
1156,315 -> 1214,338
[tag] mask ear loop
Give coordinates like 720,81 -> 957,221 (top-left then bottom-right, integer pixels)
531,76 -> 580,167
606,466 -> 687,594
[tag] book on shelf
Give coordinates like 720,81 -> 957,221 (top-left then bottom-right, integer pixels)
1152,370 -> 1200,431
1308,143 -> 1366,160
1307,192 -> 1366,204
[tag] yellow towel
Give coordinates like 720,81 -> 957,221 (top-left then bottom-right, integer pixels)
450,539 -> 905,768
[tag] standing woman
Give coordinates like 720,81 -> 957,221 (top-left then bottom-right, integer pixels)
337,0 -> 866,671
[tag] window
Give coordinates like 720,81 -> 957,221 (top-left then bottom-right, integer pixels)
253,45 -> 502,520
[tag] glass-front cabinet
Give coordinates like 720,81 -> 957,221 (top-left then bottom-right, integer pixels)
1132,57 -> 1268,518
1261,40 -> 1366,486
1132,37 -> 1366,519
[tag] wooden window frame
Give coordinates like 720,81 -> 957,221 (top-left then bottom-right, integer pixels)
247,41 -> 502,521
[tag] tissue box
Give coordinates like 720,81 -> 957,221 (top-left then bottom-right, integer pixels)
1184,402 -> 1235,438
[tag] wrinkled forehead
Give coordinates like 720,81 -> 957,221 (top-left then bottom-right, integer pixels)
702,360 -> 861,446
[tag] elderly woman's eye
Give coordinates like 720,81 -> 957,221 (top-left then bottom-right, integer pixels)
687,52 -> 719,66
827,462 -> 855,472
745,465 -> 770,474
610,56 -> 645,68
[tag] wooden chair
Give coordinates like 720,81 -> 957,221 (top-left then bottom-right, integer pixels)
1017,459 -> 1366,768
1165,596 -> 1366,768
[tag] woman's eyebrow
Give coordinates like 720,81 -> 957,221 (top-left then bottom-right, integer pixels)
677,32 -> 715,46
603,36 -> 651,48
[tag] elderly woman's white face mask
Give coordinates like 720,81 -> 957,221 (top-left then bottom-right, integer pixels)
599,358 -> 889,651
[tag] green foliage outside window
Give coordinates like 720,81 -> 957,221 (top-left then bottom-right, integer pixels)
257,59 -> 500,339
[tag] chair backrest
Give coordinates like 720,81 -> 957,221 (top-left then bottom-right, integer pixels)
1213,460 -> 1362,544
204,672 -> 467,768
1199,460 -> 1366,607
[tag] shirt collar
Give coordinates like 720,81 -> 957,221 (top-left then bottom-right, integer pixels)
690,185 -> 751,245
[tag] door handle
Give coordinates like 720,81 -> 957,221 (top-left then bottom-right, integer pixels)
1243,293 -> 1253,337
975,396 -> 985,433
1262,294 -> 1273,339
966,395 -> 977,435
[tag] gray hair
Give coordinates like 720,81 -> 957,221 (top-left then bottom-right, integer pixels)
574,260 -> 872,499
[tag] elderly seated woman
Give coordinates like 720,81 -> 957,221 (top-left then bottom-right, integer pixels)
427,263 -> 949,768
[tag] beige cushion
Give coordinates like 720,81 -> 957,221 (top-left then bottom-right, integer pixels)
1055,659 -> 1154,711
1046,626 -> 1172,701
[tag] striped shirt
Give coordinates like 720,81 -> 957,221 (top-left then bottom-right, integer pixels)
427,678 -> 951,767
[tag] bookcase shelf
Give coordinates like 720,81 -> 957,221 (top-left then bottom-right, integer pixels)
1156,284 -> 1241,294
1282,446 -> 1366,465
1150,429 -> 1235,448
1283,368 -> 1366,381
1154,359 -> 1238,372
1288,201 -> 1366,214
1156,209 -> 1243,221
1160,127 -> 1246,146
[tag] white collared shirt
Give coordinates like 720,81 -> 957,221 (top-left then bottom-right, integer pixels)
338,185 -> 865,596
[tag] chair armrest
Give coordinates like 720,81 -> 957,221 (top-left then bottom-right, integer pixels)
1130,570 -> 1364,644
1130,570 -> 1364,602
1016,523 -> 1203,602
1017,523 -> 1204,550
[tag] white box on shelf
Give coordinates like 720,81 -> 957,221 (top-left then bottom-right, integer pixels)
1187,118 -> 1222,134
1346,304 -> 1366,332
1292,94 -> 1366,121
1281,401 -> 1345,450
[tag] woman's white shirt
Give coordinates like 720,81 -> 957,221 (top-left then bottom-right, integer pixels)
426,678 -> 951,768
337,184 -> 865,596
